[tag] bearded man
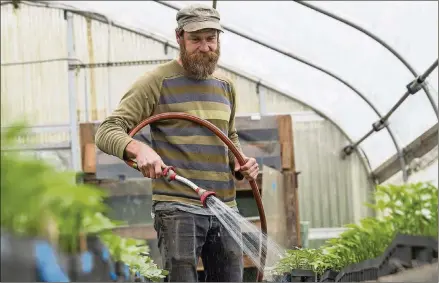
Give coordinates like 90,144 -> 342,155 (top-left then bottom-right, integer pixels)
95,3 -> 259,282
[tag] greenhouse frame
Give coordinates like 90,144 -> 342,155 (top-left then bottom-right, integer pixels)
1,0 -> 438,282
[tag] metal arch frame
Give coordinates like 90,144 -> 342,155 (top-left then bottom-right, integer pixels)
2,0 -> 374,176
152,0 -> 406,180
293,0 -> 439,120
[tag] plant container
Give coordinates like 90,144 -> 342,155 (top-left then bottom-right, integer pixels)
134,271 -> 145,282
115,260 -> 132,282
58,235 -> 115,281
271,273 -> 291,282
1,231 -> 69,282
290,269 -> 317,282
86,235 -> 117,281
335,234 -> 438,282
335,257 -> 380,282
319,270 -> 338,282
377,233 -> 438,277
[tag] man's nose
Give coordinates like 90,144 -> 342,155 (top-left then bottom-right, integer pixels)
199,41 -> 210,52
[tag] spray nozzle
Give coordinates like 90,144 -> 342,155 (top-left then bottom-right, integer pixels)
195,187 -> 216,207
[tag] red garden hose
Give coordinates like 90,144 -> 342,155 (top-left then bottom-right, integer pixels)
123,112 -> 267,282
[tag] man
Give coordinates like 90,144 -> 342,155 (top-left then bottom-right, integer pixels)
95,3 -> 259,282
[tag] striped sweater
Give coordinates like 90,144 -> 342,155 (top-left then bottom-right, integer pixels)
95,60 -> 243,207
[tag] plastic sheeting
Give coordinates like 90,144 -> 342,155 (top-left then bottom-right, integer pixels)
54,0 -> 439,171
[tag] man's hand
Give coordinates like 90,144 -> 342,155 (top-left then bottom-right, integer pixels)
126,140 -> 166,179
234,156 -> 259,181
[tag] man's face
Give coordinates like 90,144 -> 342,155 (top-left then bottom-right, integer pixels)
177,29 -> 220,80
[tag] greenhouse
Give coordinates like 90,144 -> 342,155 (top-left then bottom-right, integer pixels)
1,0 -> 437,282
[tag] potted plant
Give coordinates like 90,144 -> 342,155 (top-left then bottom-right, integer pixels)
270,182 -> 438,282
1,123 -> 72,282
271,248 -> 322,282
1,121 -> 168,282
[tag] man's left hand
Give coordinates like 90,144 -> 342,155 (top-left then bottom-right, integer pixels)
234,156 -> 259,181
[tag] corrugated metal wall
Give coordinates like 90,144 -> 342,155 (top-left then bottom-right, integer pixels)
293,117 -> 374,227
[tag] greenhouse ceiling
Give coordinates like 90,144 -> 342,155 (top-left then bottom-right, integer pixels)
7,0 -> 439,181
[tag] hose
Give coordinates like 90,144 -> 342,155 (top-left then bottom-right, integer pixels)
123,112 -> 267,282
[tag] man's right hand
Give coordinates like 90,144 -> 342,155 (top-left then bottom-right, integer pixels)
125,140 -> 166,179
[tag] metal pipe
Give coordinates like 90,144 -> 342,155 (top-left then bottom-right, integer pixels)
212,0 -> 217,9
123,112 -> 268,282
419,59 -> 438,82
293,0 -> 439,120
344,59 -> 439,180
66,11 -> 81,172
152,0 -> 406,181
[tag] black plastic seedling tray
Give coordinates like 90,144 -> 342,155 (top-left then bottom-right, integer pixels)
291,269 -> 318,282
335,233 -> 438,282
319,269 -> 338,282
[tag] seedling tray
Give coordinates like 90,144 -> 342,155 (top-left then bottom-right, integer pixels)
291,269 -> 318,282
319,270 -> 338,282
335,233 -> 438,282
335,257 -> 380,282
377,233 -> 438,277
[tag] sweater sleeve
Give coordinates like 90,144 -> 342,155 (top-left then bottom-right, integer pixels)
227,81 -> 245,181
95,73 -> 159,160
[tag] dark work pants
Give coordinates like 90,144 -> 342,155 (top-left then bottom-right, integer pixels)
153,209 -> 244,282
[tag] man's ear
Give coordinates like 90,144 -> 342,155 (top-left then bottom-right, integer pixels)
176,30 -> 183,44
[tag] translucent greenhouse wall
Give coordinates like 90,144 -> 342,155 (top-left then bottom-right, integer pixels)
54,0 -> 439,172
1,1 -> 437,239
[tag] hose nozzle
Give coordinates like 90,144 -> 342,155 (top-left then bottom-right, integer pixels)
195,187 -> 216,208
162,166 -> 216,207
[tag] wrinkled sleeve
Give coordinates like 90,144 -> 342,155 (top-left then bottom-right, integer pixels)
95,74 -> 159,160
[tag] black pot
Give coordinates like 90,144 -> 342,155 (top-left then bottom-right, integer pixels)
86,235 -> 117,281
271,273 -> 291,282
58,241 -> 115,282
335,257 -> 380,282
319,270 -> 338,282
290,269 -> 317,282
115,261 -> 131,282
378,233 -> 438,277
1,231 -> 69,282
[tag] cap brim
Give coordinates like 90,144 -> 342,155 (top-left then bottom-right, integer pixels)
183,21 -> 224,32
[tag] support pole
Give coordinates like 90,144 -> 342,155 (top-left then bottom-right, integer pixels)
66,11 -> 81,172
343,59 -> 438,182
256,81 -> 266,115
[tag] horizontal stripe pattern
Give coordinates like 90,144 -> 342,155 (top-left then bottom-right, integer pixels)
153,140 -> 227,156
162,76 -> 230,92
152,194 -> 237,208
153,180 -> 236,200
155,177 -> 235,191
184,109 -> 231,121
156,101 -> 231,114
151,124 -> 226,137
159,92 -> 231,106
161,156 -> 230,173
151,134 -> 226,146
149,69 -> 238,205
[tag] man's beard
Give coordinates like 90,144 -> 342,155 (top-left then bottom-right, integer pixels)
180,42 -> 220,80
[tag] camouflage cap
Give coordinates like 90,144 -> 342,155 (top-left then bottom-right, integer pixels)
176,3 -> 224,33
